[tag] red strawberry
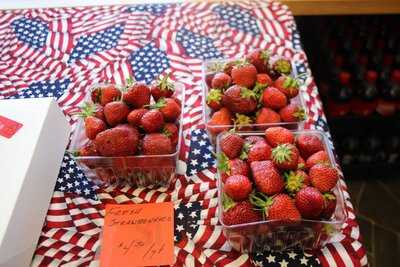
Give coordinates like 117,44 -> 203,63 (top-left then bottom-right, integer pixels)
127,108 -> 148,127
220,132 -> 244,159
250,192 -> 301,221
93,105 -> 106,121
274,75 -> 300,98
262,86 -> 287,110
306,150 -> 329,169
91,85 -> 121,106
309,164 -> 339,192
211,72 -> 232,89
265,127 -> 294,147
255,107 -> 281,127
207,108 -> 233,135
297,156 -> 306,170
270,57 -> 292,77
285,170 -> 310,194
206,89 -> 223,111
222,196 -> 262,226
205,73 -> 214,88
103,101 -> 130,127
152,98 -> 181,122
271,143 -> 299,170
150,74 -> 175,102
217,153 -> 250,183
222,85 -> 257,114
140,109 -> 164,133
162,123 -> 179,147
297,134 -> 324,158
321,193 -> 337,219
246,141 -> 272,163
231,61 -> 258,88
78,141 -> 98,156
256,73 -> 272,85
123,82 -> 151,108
246,49 -> 270,73
244,136 -> 265,145
171,97 -> 181,107
95,126 -> 139,156
251,160 -> 284,195
280,104 -> 306,122
142,133 -> 173,155
224,175 -> 253,201
233,113 -> 254,131
84,116 -> 107,140
295,187 -> 324,219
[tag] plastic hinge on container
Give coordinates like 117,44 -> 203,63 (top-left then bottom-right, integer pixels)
216,130 -> 348,252
68,82 -> 185,188
202,58 -> 306,143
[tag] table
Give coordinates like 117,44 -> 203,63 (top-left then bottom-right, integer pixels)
0,1 -> 367,266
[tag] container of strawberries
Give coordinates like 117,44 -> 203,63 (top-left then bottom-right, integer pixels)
216,127 -> 347,252
203,50 -> 306,142
69,75 -> 184,187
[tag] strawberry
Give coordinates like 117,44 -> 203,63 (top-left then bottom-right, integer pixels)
233,113 -> 253,131
162,123 -> 179,147
84,116 -> 107,140
123,82 -> 151,108
220,132 -> 244,159
150,73 -> 175,102
224,175 -> 253,201
223,61 -> 236,76
306,150 -> 329,169
255,107 -> 281,127
270,57 -> 292,77
279,104 -> 306,122
222,195 -> 262,226
272,143 -> 299,170
142,133 -> 173,155
295,187 -> 324,219
95,126 -> 139,156
78,141 -> 98,156
246,141 -> 272,163
152,98 -> 181,122
93,105 -> 106,121
222,85 -> 257,114
296,134 -> 324,158
285,170 -> 310,194
244,136 -> 265,145
250,192 -> 301,221
207,108 -> 232,135
91,85 -> 121,106
251,160 -> 284,195
171,97 -> 181,107
217,153 -> 249,183
231,61 -> 258,88
211,72 -> 232,89
321,193 -> 336,219
246,49 -> 270,73
262,86 -> 287,110
205,73 -> 214,88
297,156 -> 306,170
265,127 -> 294,147
103,101 -> 130,127
140,109 -> 164,133
274,75 -> 300,98
206,89 -> 223,111
256,73 -> 272,85
309,164 -> 339,192
127,108 -> 148,127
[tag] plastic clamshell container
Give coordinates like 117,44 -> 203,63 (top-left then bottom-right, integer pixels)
216,130 -> 348,252
202,58 -> 306,143
69,82 -> 185,187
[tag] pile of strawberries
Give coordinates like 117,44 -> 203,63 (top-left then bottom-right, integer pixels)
77,75 -> 181,157
205,49 -> 305,135
218,127 -> 339,226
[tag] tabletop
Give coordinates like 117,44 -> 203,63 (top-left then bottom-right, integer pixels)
0,1 -> 367,266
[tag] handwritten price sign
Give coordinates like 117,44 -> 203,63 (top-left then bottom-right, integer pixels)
100,203 -> 174,267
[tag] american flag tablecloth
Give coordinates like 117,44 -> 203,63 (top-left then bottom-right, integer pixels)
0,1 -> 368,266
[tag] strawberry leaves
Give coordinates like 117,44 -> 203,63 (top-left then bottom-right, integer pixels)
207,89 -> 223,104
272,144 -> 294,164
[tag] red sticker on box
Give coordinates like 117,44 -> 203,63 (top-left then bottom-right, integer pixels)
0,115 -> 23,138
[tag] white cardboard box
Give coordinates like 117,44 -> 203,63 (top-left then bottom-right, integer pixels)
0,98 -> 71,267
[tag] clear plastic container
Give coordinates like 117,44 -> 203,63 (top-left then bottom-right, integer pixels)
202,58 -> 306,143
216,130 -> 348,252
68,82 -> 185,187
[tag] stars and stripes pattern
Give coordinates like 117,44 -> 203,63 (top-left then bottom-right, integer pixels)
186,129 -> 216,177
0,1 -> 367,267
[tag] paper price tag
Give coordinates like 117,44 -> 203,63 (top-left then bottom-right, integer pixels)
100,203 -> 174,267
0,115 -> 23,139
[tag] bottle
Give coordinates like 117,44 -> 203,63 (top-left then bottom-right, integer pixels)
352,71 -> 379,117
341,135 -> 360,165
377,69 -> 399,116
327,72 -> 353,117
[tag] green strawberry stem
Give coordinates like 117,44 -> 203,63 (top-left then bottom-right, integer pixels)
74,102 -> 96,118
239,142 -> 251,160
272,144 -> 293,163
234,114 -> 253,127
206,89 -> 223,104
323,192 -> 336,201
158,73 -> 175,92
294,107 -> 306,121
222,193 -> 236,212
216,152 -> 230,175
240,87 -> 257,99
260,50 -> 271,62
284,171 -> 306,194
149,98 -> 167,109
249,192 -> 273,219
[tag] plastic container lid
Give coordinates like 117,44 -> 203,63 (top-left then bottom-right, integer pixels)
365,70 -> 378,82
339,71 -> 351,84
